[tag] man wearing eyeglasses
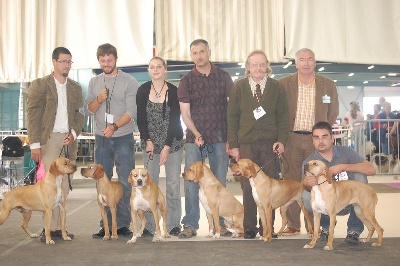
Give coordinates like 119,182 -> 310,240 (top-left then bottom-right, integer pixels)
302,121 -> 375,244
27,47 -> 84,242
278,48 -> 339,236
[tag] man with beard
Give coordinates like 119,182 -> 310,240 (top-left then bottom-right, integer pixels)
27,47 -> 84,242
84,43 -> 139,238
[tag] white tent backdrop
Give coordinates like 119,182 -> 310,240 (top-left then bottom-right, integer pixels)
284,0 -> 400,64
0,0 -> 154,83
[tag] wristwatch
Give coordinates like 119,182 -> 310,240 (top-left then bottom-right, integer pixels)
112,123 -> 119,131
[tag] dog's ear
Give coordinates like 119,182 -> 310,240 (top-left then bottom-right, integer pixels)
128,171 -> 134,185
93,164 -> 104,179
194,164 -> 204,182
49,160 -> 62,176
325,167 -> 334,184
248,162 -> 257,178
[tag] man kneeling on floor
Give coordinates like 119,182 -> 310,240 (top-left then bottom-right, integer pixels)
302,121 -> 376,244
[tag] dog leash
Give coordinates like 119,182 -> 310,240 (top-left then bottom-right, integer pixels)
59,130 -> 73,191
144,153 -> 153,169
199,141 -> 213,163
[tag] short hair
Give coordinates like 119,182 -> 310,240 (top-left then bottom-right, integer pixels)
149,56 -> 167,68
295,48 -> 315,63
190,39 -> 209,50
52,47 -> 71,60
245,50 -> 272,77
312,121 -> 333,135
97,43 -> 118,59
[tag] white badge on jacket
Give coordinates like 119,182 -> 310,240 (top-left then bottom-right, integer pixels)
322,95 -> 331,103
253,107 -> 266,120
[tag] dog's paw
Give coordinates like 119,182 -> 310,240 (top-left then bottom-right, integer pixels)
371,242 -> 381,247
152,235 -> 163,242
110,235 -> 118,240
303,243 -> 315,249
206,230 -> 213,238
324,245 -> 333,251
231,232 -> 240,238
46,239 -> 55,245
136,233 -> 142,238
126,237 -> 137,244
212,233 -> 220,239
102,236 -> 111,240
30,233 -> 39,238
164,233 -> 171,238
63,236 -> 72,241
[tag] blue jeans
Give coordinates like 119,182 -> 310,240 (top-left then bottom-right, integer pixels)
302,173 -> 367,235
95,133 -> 135,229
181,142 -> 228,230
142,148 -> 183,233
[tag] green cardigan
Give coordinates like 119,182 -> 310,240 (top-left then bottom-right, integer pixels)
227,77 -> 289,149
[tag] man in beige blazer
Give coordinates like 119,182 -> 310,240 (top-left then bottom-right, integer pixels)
278,48 -> 339,235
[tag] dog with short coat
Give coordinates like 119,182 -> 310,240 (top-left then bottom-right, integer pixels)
183,161 -> 244,238
127,168 -> 170,243
80,164 -> 123,240
230,158 -> 313,242
303,160 -> 383,250
0,157 -> 76,244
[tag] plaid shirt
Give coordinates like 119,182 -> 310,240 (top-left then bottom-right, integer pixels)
293,77 -> 316,131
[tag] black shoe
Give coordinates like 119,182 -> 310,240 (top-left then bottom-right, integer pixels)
272,232 -> 278,239
92,228 -> 111,239
319,230 -> 329,240
244,230 -> 256,239
220,227 -> 233,237
169,227 -> 181,236
40,229 -> 74,242
141,228 -> 154,237
117,227 -> 133,237
345,232 -> 360,244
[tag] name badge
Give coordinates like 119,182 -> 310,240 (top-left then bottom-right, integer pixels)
105,113 -> 114,123
334,171 -> 348,181
253,107 -> 266,120
322,95 -> 331,103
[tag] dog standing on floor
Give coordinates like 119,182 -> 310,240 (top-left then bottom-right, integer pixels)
80,164 -> 123,240
303,160 -> 383,250
127,168 -> 170,244
230,158 -> 313,242
183,161 -> 244,238
0,157 -> 76,244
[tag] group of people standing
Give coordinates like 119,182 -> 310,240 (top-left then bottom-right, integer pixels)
27,39 -> 371,244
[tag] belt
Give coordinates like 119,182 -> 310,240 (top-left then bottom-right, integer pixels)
292,130 -> 312,135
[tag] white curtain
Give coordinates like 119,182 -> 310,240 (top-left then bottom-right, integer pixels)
0,0 -> 154,83
155,0 -> 285,63
284,0 -> 400,64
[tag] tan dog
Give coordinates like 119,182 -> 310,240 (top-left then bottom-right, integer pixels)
126,168 -> 170,243
183,161 -> 244,238
80,164 -> 123,240
0,157 -> 76,244
230,159 -> 312,242
303,160 -> 383,250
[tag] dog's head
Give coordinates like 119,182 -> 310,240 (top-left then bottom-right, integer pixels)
371,154 -> 390,173
230,158 -> 259,179
304,160 -> 333,184
182,161 -> 204,182
48,157 -> 77,176
80,164 -> 105,180
128,168 -> 152,188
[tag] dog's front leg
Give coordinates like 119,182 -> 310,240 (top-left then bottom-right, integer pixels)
304,211 -> 320,249
127,209 -> 139,244
324,213 -> 336,250
205,213 -> 214,238
152,207 -> 163,242
44,209 -> 55,244
258,205 -> 271,242
60,200 -> 71,241
109,205 -> 118,240
99,203 -> 111,240
278,205 -> 289,236
211,208 -> 221,239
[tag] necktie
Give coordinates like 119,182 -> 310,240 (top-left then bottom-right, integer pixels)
254,84 -> 261,103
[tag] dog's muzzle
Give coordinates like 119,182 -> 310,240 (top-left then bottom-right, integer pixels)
137,179 -> 143,186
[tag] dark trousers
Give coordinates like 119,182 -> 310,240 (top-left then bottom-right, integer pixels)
239,141 -> 278,233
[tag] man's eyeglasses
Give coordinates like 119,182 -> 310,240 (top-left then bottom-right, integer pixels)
57,60 -> 73,65
249,62 -> 267,68
312,134 -> 331,141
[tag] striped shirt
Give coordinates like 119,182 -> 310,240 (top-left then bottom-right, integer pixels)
293,76 -> 316,131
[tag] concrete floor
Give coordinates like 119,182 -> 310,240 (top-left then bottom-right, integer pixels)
1,155 -> 400,265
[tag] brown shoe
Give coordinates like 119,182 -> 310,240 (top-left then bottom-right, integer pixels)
178,227 -> 197,239
281,227 -> 300,236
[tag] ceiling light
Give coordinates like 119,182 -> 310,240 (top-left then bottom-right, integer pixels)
388,73 -> 397,76
334,80 -> 337,82
283,61 -> 292,69
348,73 -> 354,77
380,76 -> 386,79
238,62 -> 245,68
318,67 -> 325,71
270,74 -> 275,78
368,65 -> 374,69
235,72 -> 240,75
363,81 -> 369,84
347,86 -> 354,89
